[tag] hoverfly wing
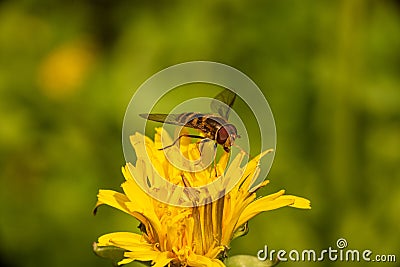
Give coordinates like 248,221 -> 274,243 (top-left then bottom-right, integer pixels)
210,89 -> 237,119
139,113 -> 185,126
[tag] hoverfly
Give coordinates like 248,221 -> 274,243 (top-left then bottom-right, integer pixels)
139,89 -> 239,153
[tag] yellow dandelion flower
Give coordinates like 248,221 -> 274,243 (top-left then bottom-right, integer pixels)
94,128 -> 310,267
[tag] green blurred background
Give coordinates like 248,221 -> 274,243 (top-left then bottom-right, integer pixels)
1,1 -> 399,266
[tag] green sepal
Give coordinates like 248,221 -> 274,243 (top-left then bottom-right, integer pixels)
231,222 -> 249,240
93,242 -> 126,266
93,242 -> 151,266
225,255 -> 280,267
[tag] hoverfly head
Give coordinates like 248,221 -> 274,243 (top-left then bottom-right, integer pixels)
216,124 -> 238,153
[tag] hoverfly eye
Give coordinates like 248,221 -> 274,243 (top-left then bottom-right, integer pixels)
217,127 -> 229,144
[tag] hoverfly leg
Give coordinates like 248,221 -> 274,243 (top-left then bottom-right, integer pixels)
195,139 -> 218,177
199,141 -> 217,178
196,139 -> 212,158
213,143 -> 218,177
233,143 -> 251,158
197,138 -> 212,154
158,134 -> 206,150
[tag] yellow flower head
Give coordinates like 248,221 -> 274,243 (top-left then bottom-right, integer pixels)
94,128 -> 310,267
